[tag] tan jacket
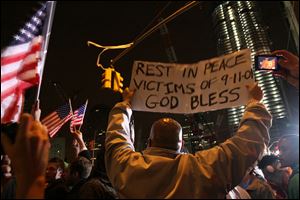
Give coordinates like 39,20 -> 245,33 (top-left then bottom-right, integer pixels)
105,101 -> 272,199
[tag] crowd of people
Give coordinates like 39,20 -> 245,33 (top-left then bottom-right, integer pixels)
1,50 -> 299,199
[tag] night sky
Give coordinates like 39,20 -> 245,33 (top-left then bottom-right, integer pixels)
1,1 -> 216,144
2,1 -> 298,151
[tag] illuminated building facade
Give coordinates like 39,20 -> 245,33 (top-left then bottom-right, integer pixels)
212,1 -> 289,140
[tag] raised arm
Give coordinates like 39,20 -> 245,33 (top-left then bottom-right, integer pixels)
71,130 -> 91,160
105,88 -> 136,187
195,83 -> 272,192
1,114 -> 50,199
272,50 -> 299,89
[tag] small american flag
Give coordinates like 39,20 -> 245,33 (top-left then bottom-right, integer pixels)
1,2 -> 48,123
41,103 -> 73,138
70,101 -> 88,132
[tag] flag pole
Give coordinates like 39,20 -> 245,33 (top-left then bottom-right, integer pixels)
78,99 -> 89,131
68,98 -> 75,132
68,99 -> 74,115
33,1 -> 57,120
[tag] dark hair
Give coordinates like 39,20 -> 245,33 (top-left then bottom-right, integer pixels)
69,156 -> 92,179
49,157 -> 65,172
258,155 -> 279,170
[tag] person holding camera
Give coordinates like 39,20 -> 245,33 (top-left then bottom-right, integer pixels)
272,50 -> 299,89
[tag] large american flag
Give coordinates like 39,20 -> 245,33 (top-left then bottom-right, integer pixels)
41,103 -> 73,138
1,2 -> 48,123
70,102 -> 88,132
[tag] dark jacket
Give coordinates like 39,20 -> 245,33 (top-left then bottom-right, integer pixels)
45,178 -> 68,199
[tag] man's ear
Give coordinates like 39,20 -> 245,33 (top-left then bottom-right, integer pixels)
266,165 -> 275,173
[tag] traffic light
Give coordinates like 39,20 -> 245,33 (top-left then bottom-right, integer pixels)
101,68 -> 113,89
113,70 -> 123,93
101,68 -> 123,93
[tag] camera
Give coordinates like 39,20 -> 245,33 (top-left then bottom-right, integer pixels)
254,55 -> 281,71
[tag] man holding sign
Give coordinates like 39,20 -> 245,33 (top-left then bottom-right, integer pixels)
105,81 -> 272,198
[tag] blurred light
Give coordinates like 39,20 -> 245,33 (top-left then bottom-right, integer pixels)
274,150 -> 280,156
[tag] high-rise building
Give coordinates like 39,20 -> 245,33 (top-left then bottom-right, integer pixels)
181,113 -> 218,153
212,1 -> 289,140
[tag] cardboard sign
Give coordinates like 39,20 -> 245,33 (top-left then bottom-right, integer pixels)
129,49 -> 254,114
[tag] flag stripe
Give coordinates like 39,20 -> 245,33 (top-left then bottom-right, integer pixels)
18,54 -> 40,73
48,120 -> 65,134
18,70 -> 39,83
1,60 -> 24,82
41,103 -> 72,137
49,126 -> 61,137
43,116 -> 62,128
1,38 -> 41,66
49,124 -> 64,137
1,2 -> 47,123
1,52 -> 27,66
1,77 -> 19,98
1,70 -> 20,83
1,42 -> 31,57
2,91 -> 23,123
41,112 -> 57,122
1,81 -> 32,99
70,102 -> 88,132
45,114 -> 72,130
48,115 -> 73,137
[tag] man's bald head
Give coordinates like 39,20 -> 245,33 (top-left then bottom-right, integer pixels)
148,118 -> 182,152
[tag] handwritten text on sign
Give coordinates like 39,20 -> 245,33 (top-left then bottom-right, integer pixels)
129,49 -> 254,114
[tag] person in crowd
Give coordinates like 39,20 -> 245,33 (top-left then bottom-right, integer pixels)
45,157 -> 68,199
70,130 -> 91,161
240,166 -> 276,199
45,157 -> 65,184
48,129 -> 92,199
1,122 -> 18,192
1,154 -> 12,181
1,113 -> 49,199
226,185 -> 251,199
258,154 -> 290,199
65,156 -> 92,198
105,83 -> 272,198
79,108 -> 118,199
272,50 -> 299,89
79,145 -> 118,199
1,154 -> 16,199
278,134 -> 299,199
